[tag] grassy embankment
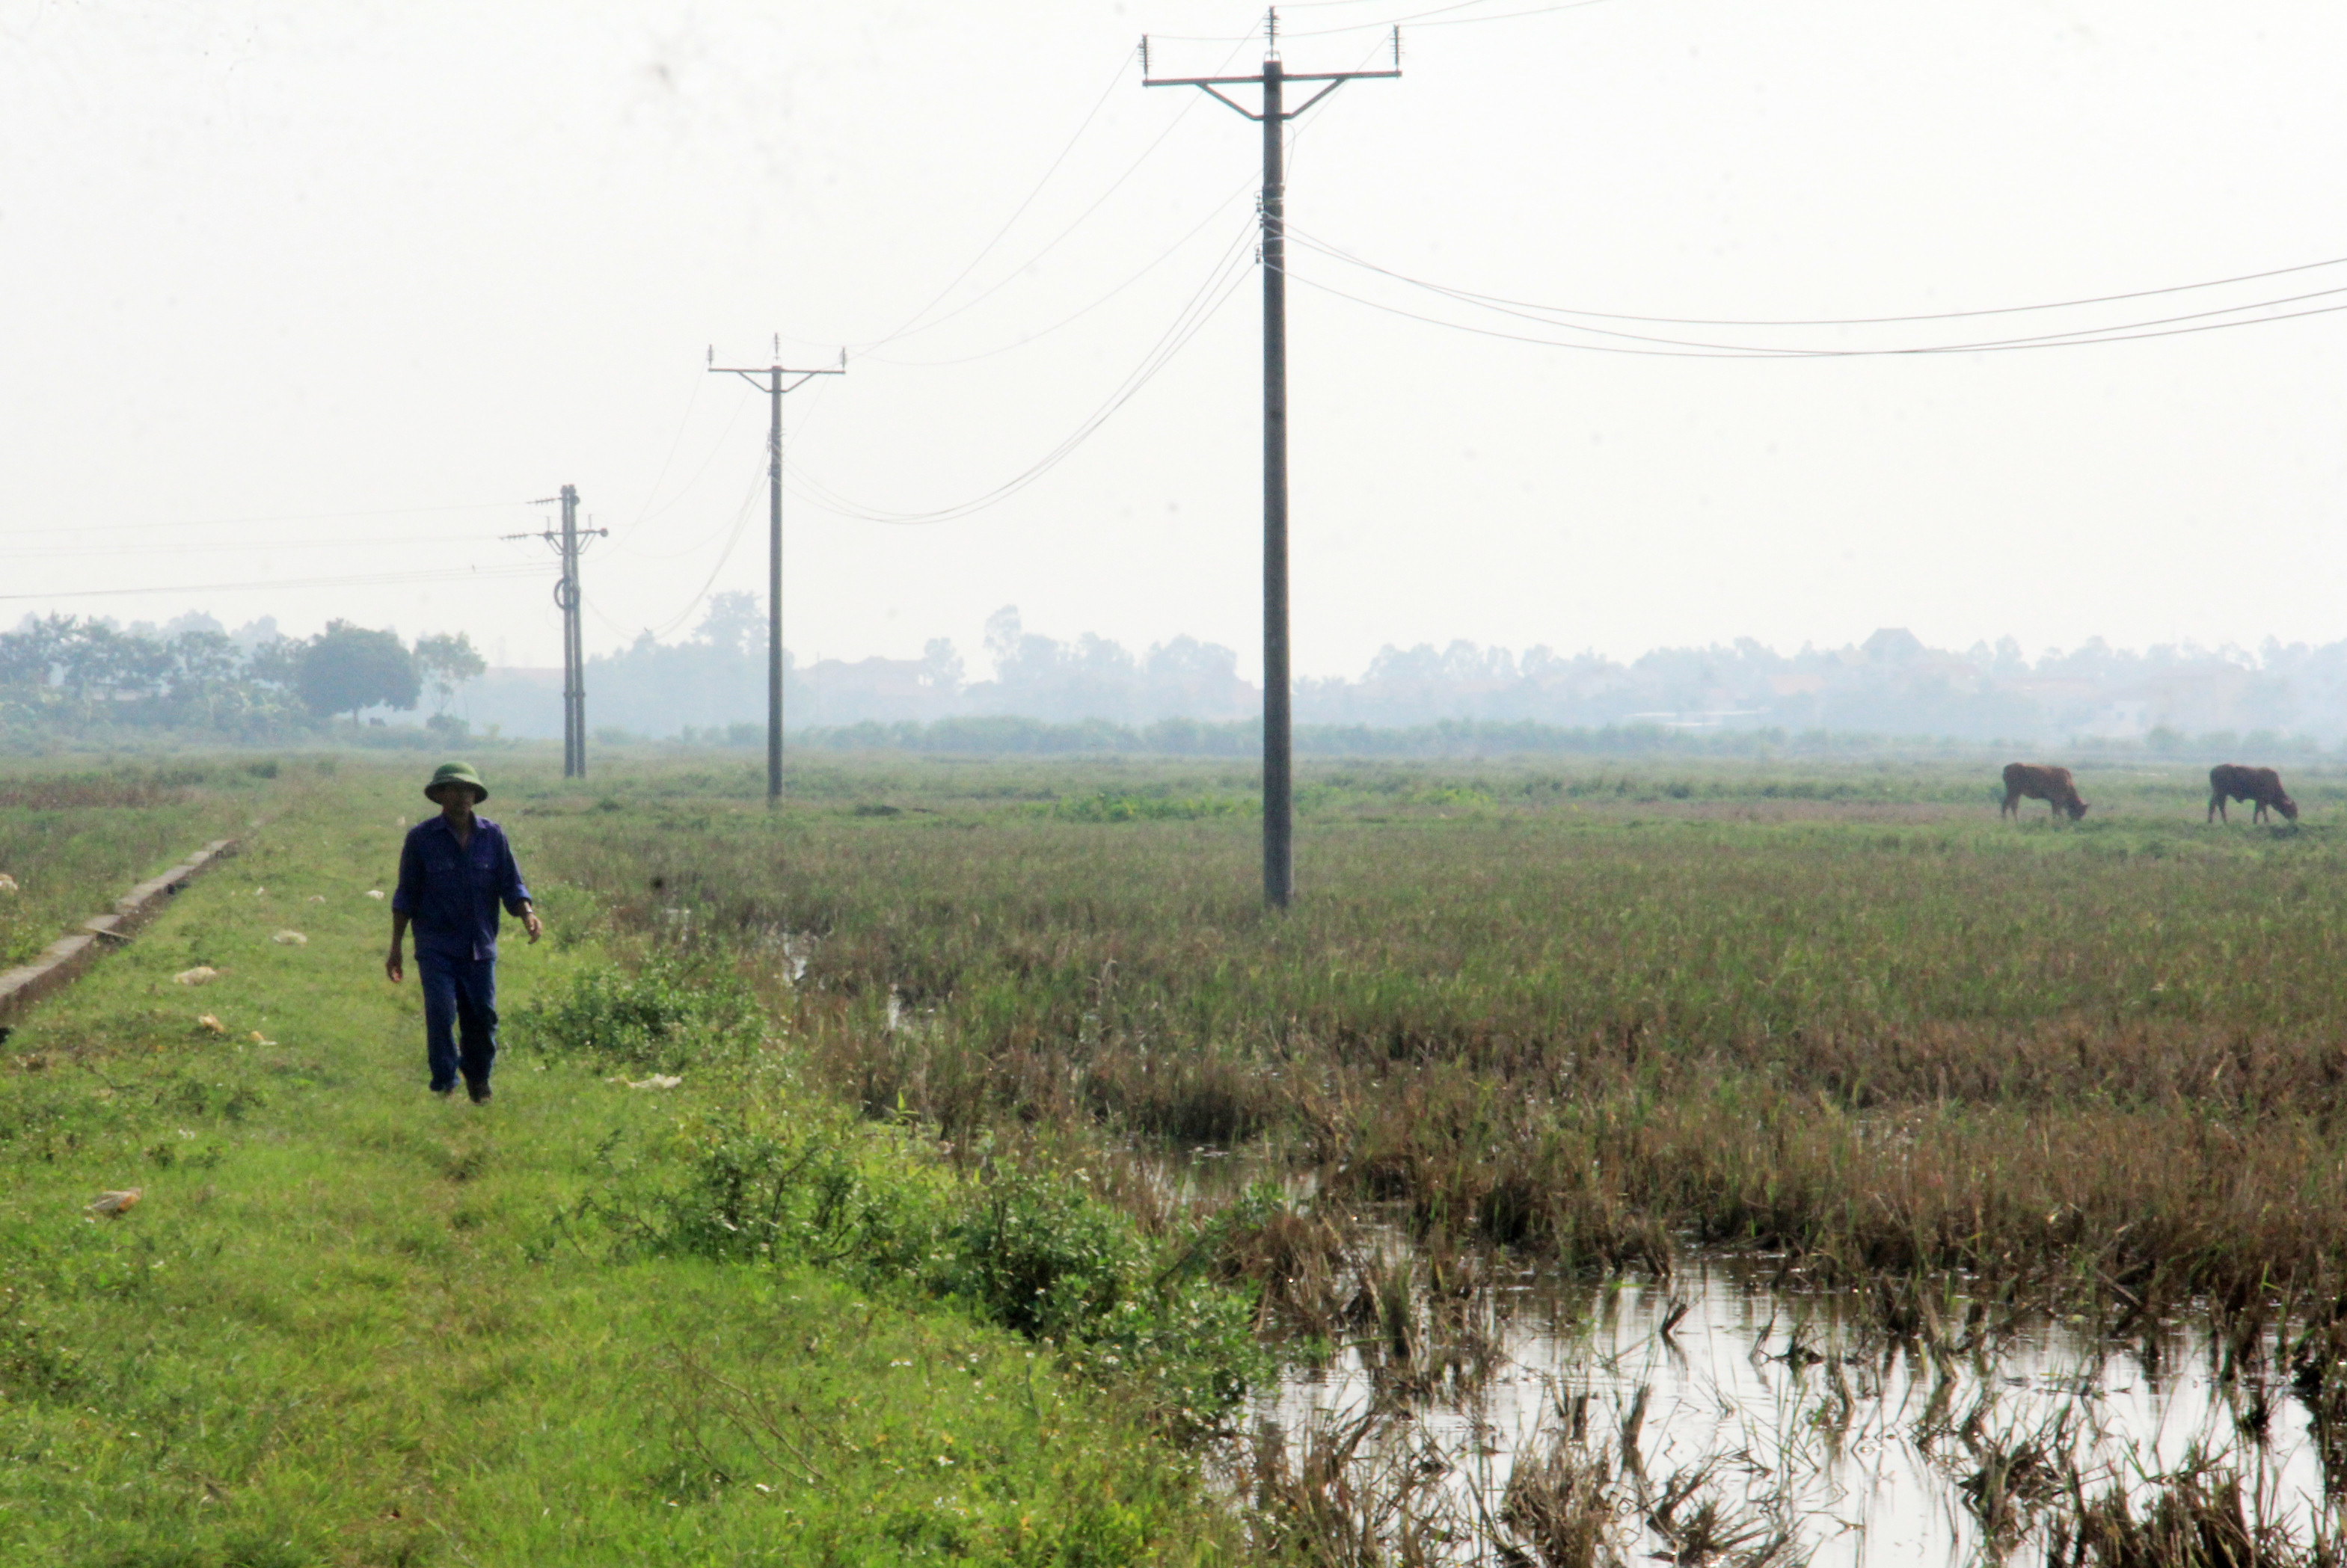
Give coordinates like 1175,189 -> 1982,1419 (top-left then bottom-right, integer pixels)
532,753 -> 2347,1344
0,760 -> 1248,1566
0,760 -> 278,970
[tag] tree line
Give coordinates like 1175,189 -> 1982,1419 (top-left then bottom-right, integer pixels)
0,615 -> 483,744
508,597 -> 2347,749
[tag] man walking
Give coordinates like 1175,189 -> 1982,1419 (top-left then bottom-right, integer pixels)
385,761 -> 541,1103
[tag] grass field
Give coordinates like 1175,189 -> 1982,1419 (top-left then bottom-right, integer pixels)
0,760 -> 280,968
0,761 -> 1246,1566
10,746 -> 2347,1564
524,753 -> 2347,1333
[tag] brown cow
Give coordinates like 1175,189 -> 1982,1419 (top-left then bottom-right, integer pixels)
2208,763 -> 2298,824
2001,763 -> 2088,821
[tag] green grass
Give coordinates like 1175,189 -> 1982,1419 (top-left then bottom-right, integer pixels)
0,758 -> 283,968
0,763 -> 1242,1566
16,745 -> 2347,1561
522,752 -> 2347,1322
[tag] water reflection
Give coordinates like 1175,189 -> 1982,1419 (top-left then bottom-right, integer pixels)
1242,1256 -> 2325,1565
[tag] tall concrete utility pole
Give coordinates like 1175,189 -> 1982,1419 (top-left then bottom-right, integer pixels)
1145,10 -> 1399,907
513,488 -> 607,778
709,341 -> 845,803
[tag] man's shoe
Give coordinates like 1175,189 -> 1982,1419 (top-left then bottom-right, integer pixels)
465,1080 -> 492,1104
431,1083 -> 457,1098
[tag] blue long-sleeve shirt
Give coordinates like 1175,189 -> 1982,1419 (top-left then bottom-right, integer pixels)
392,815 -> 531,962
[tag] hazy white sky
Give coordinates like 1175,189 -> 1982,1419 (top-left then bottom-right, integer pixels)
3,0 -> 2343,674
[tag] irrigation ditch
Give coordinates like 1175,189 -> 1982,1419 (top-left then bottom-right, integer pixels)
0,837 -> 236,1027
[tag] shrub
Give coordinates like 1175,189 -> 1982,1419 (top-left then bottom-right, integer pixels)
517,955 -> 764,1070
941,1166 -> 1139,1338
585,1097 -> 1261,1428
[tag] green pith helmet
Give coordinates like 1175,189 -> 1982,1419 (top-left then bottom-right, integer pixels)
424,761 -> 488,803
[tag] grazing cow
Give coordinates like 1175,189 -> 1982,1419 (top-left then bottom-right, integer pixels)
2001,763 -> 2089,821
2208,763 -> 2298,824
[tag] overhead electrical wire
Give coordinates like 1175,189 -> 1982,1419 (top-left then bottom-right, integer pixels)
868,168 -> 1261,369
10,529 -> 539,562
639,454 -> 773,639
1285,224 -> 2347,330
608,372 -> 708,549
0,563 -> 551,604
779,33 -> 1367,528
1150,0 -> 1603,43
854,34 -> 1262,361
610,384 -> 756,556
1289,0 -> 1613,34
852,49 -> 1137,352
626,452 -> 772,563
786,213 -> 1260,526
0,499 -> 530,541
1286,264 -> 2347,357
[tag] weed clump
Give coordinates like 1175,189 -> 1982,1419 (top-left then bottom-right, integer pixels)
586,1101 -> 1260,1430
517,954 -> 764,1071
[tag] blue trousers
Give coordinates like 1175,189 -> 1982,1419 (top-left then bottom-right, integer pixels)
417,954 -> 498,1092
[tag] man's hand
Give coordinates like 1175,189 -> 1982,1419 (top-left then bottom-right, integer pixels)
384,945 -> 404,983
524,908 -> 544,944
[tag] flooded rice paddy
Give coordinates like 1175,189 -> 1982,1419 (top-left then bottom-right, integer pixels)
1138,1153 -> 2336,1566
1249,1257 -> 2327,1565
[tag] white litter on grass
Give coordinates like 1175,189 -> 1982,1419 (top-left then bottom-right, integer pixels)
196,1015 -> 227,1034
85,1189 -> 141,1217
270,930 -> 307,946
173,966 -> 219,986
366,890 -> 385,900
307,895 -> 325,903
252,886 -> 266,897
0,873 -> 17,894
624,1074 -> 682,1091
248,1030 -> 275,1046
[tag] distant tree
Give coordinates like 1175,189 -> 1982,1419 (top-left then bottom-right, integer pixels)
920,637 -> 964,694
296,621 -> 419,724
695,591 -> 763,657
244,634 -> 304,690
412,631 -> 487,713
0,614 -> 73,692
165,630 -> 242,729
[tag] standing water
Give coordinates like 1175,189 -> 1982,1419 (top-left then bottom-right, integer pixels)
1242,1253 -> 2329,1566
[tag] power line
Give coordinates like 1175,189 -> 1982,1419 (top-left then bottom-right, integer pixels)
1150,0 -> 1601,42
861,170 -> 1260,369
0,563 -> 551,603
625,452 -> 769,562
1287,263 -> 2347,357
1286,224 -> 2347,330
785,37 -> 1369,529
608,384 -> 758,554
1294,0 -> 1614,33
639,458 -> 770,636
856,37 -> 1260,360
7,529 -> 536,562
786,215 -> 1260,526
1283,0 -> 1525,35
0,499 -> 530,541
608,372 -> 707,548
852,49 -> 1136,351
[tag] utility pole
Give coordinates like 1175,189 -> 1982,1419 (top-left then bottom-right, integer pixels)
709,339 -> 845,804
511,488 -> 607,778
1146,10 -> 1399,908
